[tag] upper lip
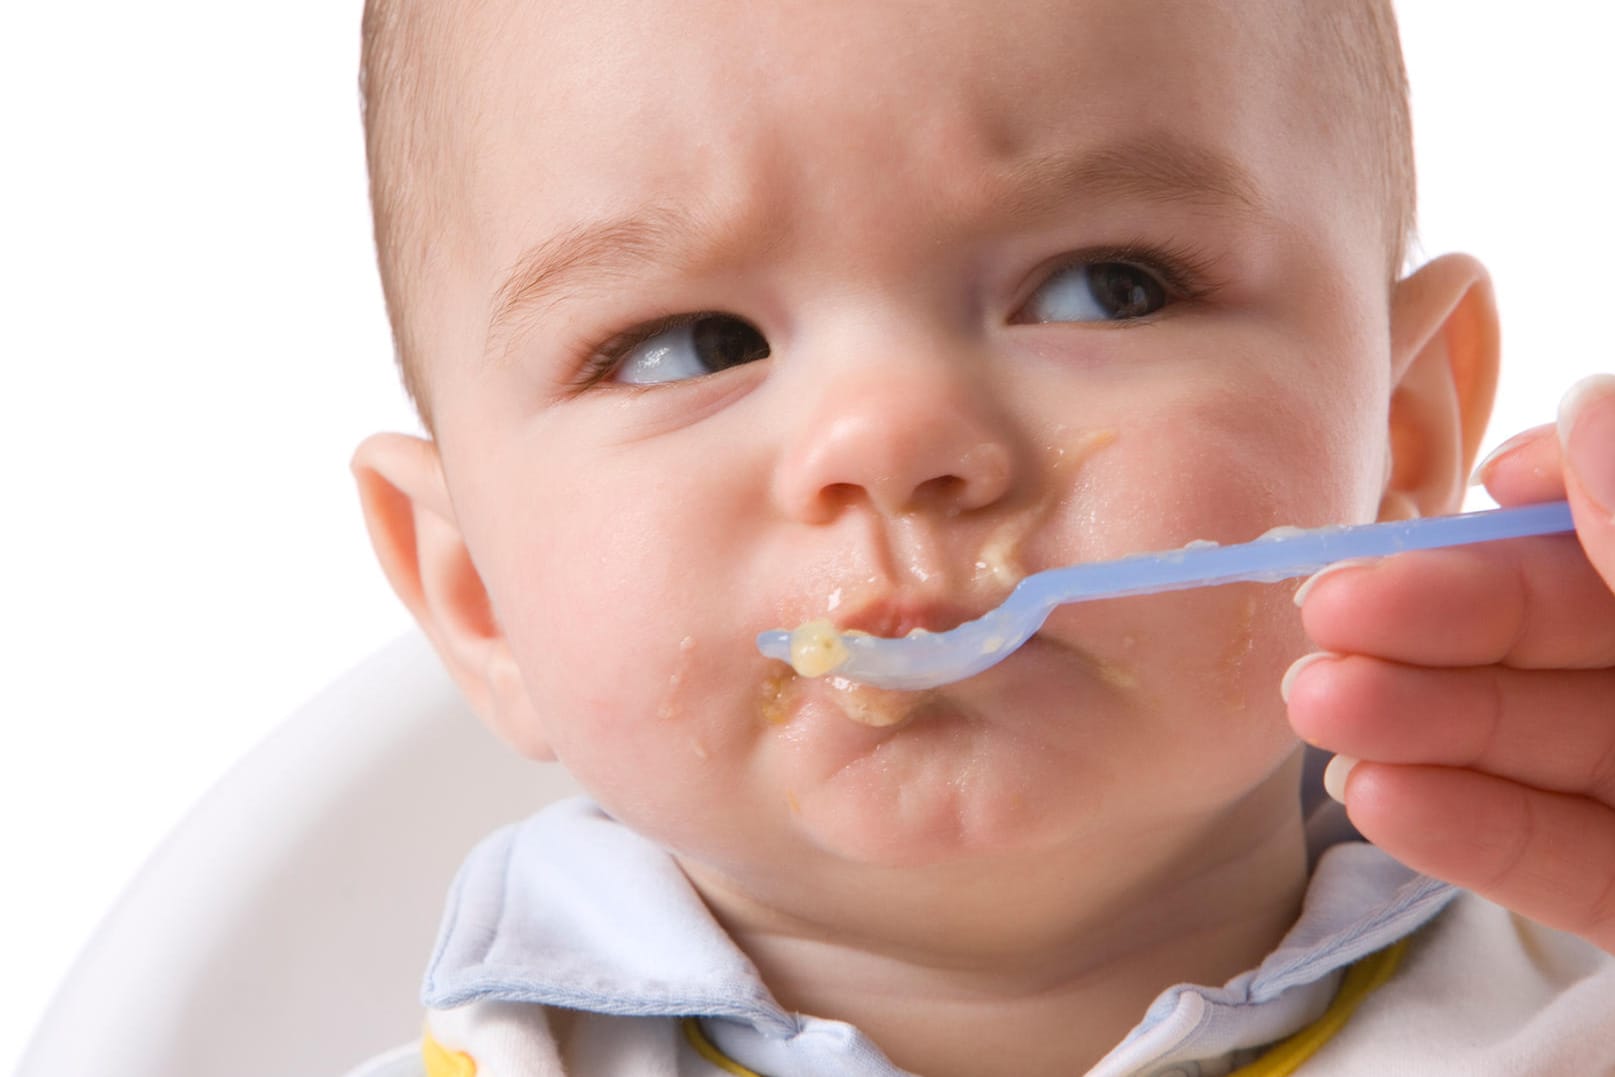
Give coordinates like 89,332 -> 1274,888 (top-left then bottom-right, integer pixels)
831,594 -> 995,639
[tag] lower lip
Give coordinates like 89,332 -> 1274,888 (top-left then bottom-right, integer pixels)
765,633 -> 1095,736
813,675 -> 933,728
775,683 -> 964,776
758,669 -> 926,734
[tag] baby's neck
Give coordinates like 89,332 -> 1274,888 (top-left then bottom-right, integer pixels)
684,776 -> 1309,1077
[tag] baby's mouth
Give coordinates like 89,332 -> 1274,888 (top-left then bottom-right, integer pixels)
765,507 -> 1055,724
765,594 -> 996,728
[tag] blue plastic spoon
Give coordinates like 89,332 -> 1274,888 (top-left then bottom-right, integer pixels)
756,500 -> 1577,691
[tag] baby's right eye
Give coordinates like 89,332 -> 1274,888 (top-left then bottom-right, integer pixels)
607,314 -> 771,385
1014,260 -> 1169,324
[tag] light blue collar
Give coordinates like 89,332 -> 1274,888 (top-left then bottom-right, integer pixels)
424,796 -> 1456,1076
424,797 -> 794,1031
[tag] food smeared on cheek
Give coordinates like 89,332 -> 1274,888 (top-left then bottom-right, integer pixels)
758,669 -> 794,725
1058,427 -> 1118,471
978,427 -> 1118,587
975,519 -> 1032,588
1217,591 -> 1260,710
1080,653 -> 1138,691
657,635 -> 699,721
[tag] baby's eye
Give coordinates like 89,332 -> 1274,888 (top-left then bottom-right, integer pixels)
612,314 -> 771,385
1015,261 -> 1168,324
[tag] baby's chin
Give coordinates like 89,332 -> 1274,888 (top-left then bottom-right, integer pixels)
776,693 -> 1116,867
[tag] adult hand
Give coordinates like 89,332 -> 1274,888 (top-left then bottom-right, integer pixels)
1285,373 -> 1615,953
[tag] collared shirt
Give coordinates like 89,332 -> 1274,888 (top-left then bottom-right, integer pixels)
350,796 -> 1615,1077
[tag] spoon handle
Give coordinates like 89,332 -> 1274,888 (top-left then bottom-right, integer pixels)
1017,500 -> 1576,610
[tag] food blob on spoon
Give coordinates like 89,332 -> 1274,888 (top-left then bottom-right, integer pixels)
788,618 -> 851,677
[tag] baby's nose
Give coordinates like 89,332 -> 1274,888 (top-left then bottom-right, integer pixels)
772,343 -> 1020,523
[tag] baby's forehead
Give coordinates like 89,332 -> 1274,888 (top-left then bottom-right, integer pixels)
489,9 -> 1363,189
478,7 -> 1385,252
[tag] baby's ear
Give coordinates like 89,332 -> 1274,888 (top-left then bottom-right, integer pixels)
350,433 -> 555,762
1381,253 -> 1500,520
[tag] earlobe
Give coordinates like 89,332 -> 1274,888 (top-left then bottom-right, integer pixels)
1381,253 -> 1500,519
350,433 -> 556,761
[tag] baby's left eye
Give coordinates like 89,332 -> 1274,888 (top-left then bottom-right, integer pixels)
610,314 -> 770,385
1014,261 -> 1168,324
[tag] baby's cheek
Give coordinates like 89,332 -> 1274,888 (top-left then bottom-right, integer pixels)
1100,584 -> 1307,788
1209,585 -> 1304,715
1188,587 -> 1311,784
523,620 -> 743,773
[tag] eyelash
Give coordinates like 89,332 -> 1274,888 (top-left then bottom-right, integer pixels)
1019,240 -> 1226,312
564,239 -> 1227,390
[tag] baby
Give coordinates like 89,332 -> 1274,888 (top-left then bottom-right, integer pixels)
346,1 -> 1615,1074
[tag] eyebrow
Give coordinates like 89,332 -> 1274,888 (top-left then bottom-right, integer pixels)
485,135 -> 1265,348
485,205 -> 724,355
1000,136 -> 1267,223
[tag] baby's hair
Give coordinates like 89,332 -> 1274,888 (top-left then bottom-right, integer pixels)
359,1 -> 1415,435
359,0 -> 455,432
1305,3 -> 1416,276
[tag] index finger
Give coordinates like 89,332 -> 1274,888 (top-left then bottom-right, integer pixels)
1476,379 -> 1615,599
1299,535 -> 1615,669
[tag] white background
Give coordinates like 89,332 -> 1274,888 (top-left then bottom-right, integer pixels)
2,2 -> 1611,1071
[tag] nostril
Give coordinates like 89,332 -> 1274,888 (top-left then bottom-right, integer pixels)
819,481 -> 863,514
916,474 -> 967,511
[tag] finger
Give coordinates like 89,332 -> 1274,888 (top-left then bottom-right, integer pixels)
1340,762 -> 1615,952
1286,654 -> 1615,801
1471,423 -> 1565,506
1560,374 -> 1615,598
1298,536 -> 1615,669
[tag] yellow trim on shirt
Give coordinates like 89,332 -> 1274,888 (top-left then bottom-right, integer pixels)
1230,938 -> 1409,1076
683,1017 -> 767,1076
422,1025 -> 477,1077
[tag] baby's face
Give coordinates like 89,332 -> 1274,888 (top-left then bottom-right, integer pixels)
422,1 -> 1399,886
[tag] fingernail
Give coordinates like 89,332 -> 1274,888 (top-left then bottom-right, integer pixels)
1323,754 -> 1359,804
1292,559 -> 1375,608
1280,651 -> 1337,704
1468,426 -> 1548,488
1558,374 -> 1615,512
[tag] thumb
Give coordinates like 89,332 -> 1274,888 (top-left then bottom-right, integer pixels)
1559,374 -> 1615,589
